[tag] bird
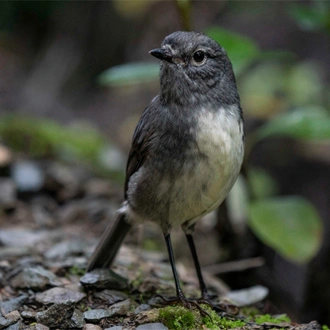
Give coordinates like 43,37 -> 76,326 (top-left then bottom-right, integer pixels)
88,31 -> 244,308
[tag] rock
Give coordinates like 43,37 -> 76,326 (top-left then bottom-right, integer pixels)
71,309 -> 85,328
21,310 -> 36,320
80,269 -> 128,290
83,325 -> 103,330
0,316 -> 12,329
4,310 -> 20,323
10,266 -> 61,290
223,285 -> 269,307
104,327 -> 123,330
83,309 -> 114,322
94,289 -> 128,304
35,287 -> 86,305
35,302 -> 75,328
0,294 -> 28,314
4,322 -> 22,330
0,229 -> 48,248
0,144 -> 12,166
108,299 -> 137,316
134,304 -> 151,314
44,240 -> 87,260
11,160 -> 44,192
136,323 -> 168,330
32,324 -> 50,330
0,178 -> 16,209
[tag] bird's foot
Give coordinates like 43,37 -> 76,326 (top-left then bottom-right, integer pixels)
155,293 -> 211,318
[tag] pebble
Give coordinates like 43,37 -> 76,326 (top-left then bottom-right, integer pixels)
0,178 -> 16,209
11,160 -> 44,192
21,310 -> 36,320
83,325 -> 103,330
134,304 -> 151,314
108,299 -> 137,316
4,322 -> 22,330
4,311 -> 20,323
35,287 -> 86,305
83,309 -> 114,322
35,302 -> 75,328
44,239 -> 87,260
94,289 -> 128,304
136,323 -> 168,330
0,294 -> 28,314
104,327 -> 123,330
10,266 -> 61,290
33,324 -> 50,330
0,315 -> 12,329
224,285 -> 269,307
80,269 -> 128,290
71,309 -> 85,328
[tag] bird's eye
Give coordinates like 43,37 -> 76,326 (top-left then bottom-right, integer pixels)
192,50 -> 206,64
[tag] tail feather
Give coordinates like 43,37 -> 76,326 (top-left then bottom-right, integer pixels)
87,213 -> 131,271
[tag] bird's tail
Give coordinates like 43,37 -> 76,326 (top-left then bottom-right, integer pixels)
87,212 -> 132,271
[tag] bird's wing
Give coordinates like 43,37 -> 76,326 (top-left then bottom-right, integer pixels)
124,97 -> 159,197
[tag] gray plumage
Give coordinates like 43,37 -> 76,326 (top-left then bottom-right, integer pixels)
88,31 -> 244,290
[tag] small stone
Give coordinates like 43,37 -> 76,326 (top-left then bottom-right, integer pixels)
108,299 -> 137,316
80,269 -> 128,290
0,178 -> 16,209
35,287 -> 86,305
11,160 -> 44,192
21,310 -> 36,320
83,309 -> 113,322
4,310 -> 20,323
0,229 -> 48,248
136,323 -> 168,330
0,315 -> 12,329
44,240 -> 87,260
224,285 -> 269,307
34,324 -> 50,330
10,266 -> 61,290
71,309 -> 85,328
83,325 -> 102,330
4,322 -> 22,330
104,327 -> 123,330
134,304 -> 151,314
35,302 -> 75,328
94,289 -> 128,304
0,294 -> 28,314
0,144 -> 12,166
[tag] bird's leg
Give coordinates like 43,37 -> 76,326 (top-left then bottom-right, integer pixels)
185,233 -> 210,300
156,234 -> 210,317
164,233 -> 188,304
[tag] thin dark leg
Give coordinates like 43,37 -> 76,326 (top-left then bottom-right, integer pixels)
186,234 -> 208,299
164,233 -> 185,299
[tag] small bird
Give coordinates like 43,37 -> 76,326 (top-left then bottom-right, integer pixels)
88,31 -> 244,307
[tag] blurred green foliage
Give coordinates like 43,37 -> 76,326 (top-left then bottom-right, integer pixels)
248,196 -> 322,264
0,115 -> 107,166
288,1 -> 330,32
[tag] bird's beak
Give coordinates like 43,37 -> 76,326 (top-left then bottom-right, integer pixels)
149,48 -> 172,62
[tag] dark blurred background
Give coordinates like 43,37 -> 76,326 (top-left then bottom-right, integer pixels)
0,0 -> 329,325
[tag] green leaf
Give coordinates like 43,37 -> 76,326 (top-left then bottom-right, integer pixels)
248,167 -> 279,200
288,3 -> 330,32
98,62 -> 159,87
248,196 -> 323,263
255,106 -> 330,142
205,27 -> 259,75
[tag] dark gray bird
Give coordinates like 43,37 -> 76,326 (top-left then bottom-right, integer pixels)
88,31 -> 244,306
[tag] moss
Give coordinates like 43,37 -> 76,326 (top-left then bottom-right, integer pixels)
68,265 -> 85,276
158,304 -> 245,330
254,313 -> 291,324
322,326 -> 330,330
